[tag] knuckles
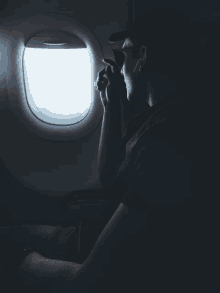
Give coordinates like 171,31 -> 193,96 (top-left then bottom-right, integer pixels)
96,64 -> 121,88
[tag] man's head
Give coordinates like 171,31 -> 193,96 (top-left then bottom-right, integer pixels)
118,36 -> 176,106
109,7 -> 202,107
119,36 -> 148,104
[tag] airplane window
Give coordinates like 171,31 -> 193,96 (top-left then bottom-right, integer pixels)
23,47 -> 92,125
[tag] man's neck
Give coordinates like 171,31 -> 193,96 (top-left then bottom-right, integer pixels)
130,100 -> 150,118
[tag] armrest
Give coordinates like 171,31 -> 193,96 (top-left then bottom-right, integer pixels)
59,188 -> 114,213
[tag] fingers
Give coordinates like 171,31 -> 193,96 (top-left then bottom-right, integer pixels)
95,58 -> 120,91
98,68 -> 108,84
97,65 -> 112,84
95,68 -> 107,91
98,67 -> 107,79
98,58 -> 119,81
105,65 -> 113,78
102,58 -> 120,74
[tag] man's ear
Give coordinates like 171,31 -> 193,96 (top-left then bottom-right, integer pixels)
138,46 -> 147,72
133,46 -> 147,75
139,59 -> 145,72
147,81 -> 155,105
140,46 -> 147,63
134,59 -> 143,75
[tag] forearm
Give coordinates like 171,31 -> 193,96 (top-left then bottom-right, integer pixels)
76,203 -> 148,288
18,252 -> 82,287
98,97 -> 122,182
18,204 -> 147,291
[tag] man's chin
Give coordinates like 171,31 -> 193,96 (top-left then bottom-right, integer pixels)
127,94 -> 140,103
126,89 -> 136,102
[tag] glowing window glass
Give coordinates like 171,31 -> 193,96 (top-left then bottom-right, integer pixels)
23,48 -> 92,124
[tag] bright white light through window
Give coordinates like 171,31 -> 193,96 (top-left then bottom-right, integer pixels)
23,48 -> 92,124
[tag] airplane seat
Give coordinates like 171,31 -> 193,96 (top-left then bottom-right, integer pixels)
59,187 -> 121,263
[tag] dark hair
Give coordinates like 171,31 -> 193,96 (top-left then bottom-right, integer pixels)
131,7 -> 202,81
